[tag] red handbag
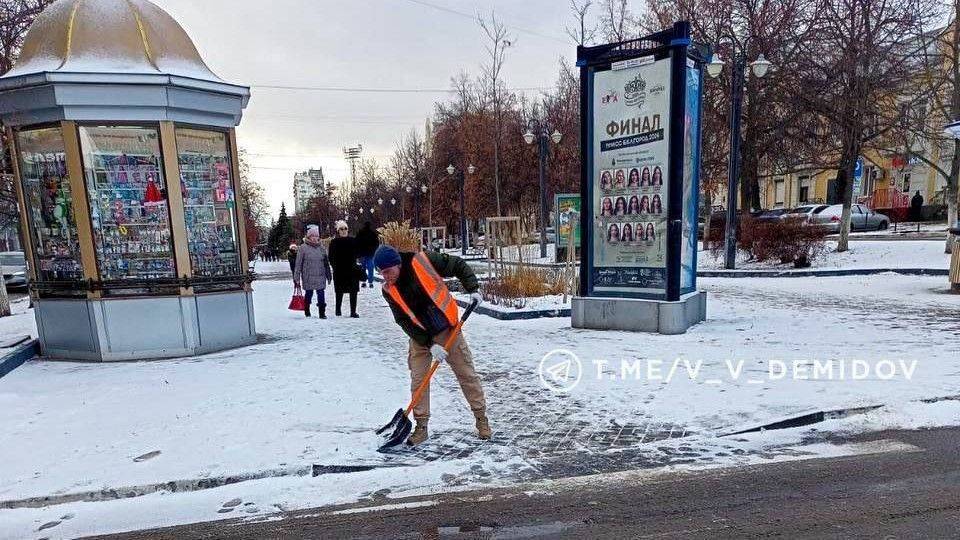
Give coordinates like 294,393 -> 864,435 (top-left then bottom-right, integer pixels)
288,285 -> 306,311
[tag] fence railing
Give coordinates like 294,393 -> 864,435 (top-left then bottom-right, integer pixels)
859,187 -> 909,209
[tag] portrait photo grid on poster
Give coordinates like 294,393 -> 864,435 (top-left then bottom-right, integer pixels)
597,164 -> 665,250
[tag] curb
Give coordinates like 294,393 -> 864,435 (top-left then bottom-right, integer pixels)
698,268 -> 949,278
0,338 -> 40,379
0,465 -> 313,510
720,405 -> 884,436
0,462 -> 414,510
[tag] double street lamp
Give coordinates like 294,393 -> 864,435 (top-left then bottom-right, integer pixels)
707,47 -> 772,270
447,163 -> 476,255
524,126 -> 563,258
405,184 -> 428,227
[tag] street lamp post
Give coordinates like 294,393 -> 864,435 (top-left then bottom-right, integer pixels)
447,164 -> 476,256
421,184 -> 428,228
404,185 -> 411,222
707,48 -> 772,270
524,126 -> 563,259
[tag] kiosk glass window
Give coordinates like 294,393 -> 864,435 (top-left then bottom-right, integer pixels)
174,128 -> 241,285
15,127 -> 84,290
78,125 -> 177,292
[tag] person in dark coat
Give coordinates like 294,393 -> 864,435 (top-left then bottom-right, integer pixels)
911,190 -> 924,222
355,221 -> 380,288
328,220 -> 360,317
287,243 -> 299,274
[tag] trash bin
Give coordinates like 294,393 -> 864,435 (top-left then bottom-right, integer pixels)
951,222 -> 960,292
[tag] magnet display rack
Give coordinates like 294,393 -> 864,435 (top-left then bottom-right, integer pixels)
179,152 -> 239,277
85,153 -> 176,281
20,152 -> 85,282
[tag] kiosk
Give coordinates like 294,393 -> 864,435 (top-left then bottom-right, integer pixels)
0,0 -> 254,360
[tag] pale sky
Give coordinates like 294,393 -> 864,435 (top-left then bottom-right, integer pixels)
150,0 -> 577,219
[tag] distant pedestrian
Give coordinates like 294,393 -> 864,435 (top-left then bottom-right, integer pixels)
355,221 -> 380,288
329,220 -> 361,317
911,190 -> 924,222
293,225 -> 332,319
287,243 -> 299,274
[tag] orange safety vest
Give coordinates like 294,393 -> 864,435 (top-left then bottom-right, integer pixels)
384,252 -> 459,330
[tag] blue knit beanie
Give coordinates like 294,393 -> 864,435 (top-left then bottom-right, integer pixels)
373,245 -> 402,270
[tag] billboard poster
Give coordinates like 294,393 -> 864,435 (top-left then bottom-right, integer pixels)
591,56 -> 672,294
555,193 -> 581,262
680,65 -> 702,293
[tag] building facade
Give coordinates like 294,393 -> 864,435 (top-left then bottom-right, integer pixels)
293,168 -> 324,215
757,146 -> 950,212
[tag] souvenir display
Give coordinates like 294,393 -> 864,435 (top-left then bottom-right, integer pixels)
16,128 -> 84,284
175,128 -> 241,279
79,126 -> 176,284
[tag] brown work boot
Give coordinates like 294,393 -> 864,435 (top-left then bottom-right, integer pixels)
406,419 -> 428,446
475,412 -> 492,440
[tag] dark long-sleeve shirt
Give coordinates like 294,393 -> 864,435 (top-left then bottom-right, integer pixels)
383,250 -> 478,346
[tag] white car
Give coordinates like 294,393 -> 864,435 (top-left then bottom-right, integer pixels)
0,251 -> 28,290
786,204 -> 829,224
808,204 -> 889,233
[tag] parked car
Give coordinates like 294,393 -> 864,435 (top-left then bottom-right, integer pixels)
0,251 -> 28,291
809,204 -> 889,233
785,204 -> 830,225
754,208 -> 792,223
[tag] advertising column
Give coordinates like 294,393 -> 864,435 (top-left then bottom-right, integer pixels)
591,56 -> 672,296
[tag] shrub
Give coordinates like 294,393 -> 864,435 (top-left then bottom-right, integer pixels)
772,218 -> 828,267
712,216 -> 827,267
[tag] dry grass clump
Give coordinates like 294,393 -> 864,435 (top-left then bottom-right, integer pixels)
482,265 -> 566,308
378,221 -> 421,252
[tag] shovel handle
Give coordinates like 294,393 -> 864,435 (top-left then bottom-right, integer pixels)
403,299 -> 479,416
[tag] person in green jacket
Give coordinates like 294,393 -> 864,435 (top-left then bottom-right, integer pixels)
374,245 -> 490,446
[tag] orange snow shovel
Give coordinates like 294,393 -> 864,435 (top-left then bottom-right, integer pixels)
376,299 -> 479,452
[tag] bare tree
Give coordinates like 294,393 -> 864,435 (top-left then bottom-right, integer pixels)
598,0 -> 636,42
0,0 -> 52,74
797,0 -> 941,251
237,149 -> 268,253
478,11 -> 514,217
565,0 -> 597,46
892,6 -> 960,252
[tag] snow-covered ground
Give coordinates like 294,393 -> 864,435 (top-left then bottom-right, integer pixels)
698,240 -> 951,271
847,221 -> 949,237
465,238 -> 952,271
0,296 -> 36,340
1,273 -> 959,537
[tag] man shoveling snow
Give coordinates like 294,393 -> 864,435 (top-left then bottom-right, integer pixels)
373,245 -> 491,445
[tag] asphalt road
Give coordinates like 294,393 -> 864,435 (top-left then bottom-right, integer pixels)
90,427 -> 960,540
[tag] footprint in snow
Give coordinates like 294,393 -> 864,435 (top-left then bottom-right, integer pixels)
133,450 -> 161,462
38,520 -> 61,531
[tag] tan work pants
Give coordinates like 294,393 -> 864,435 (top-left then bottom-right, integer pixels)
408,329 -> 486,421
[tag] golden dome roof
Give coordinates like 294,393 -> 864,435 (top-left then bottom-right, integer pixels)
5,0 -> 222,81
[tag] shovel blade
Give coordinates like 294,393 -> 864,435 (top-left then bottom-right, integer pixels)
377,414 -> 412,452
376,408 -> 407,435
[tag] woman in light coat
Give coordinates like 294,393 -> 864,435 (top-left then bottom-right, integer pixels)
293,225 -> 332,319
